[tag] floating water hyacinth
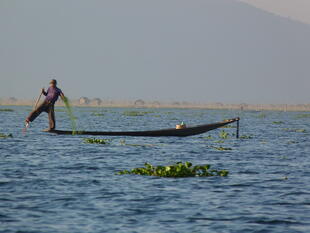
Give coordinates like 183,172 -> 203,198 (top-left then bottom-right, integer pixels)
123,111 -> 145,116
83,138 -> 111,144
0,133 -> 13,139
123,111 -> 155,117
219,130 -> 230,139
0,108 -> 14,112
295,113 -> 310,119
287,140 -> 298,144
283,128 -> 307,133
91,112 -> 105,117
211,146 -> 232,151
203,135 -> 213,140
117,162 -> 229,178
213,140 -> 225,143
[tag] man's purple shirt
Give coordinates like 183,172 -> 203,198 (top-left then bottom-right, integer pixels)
45,87 -> 63,104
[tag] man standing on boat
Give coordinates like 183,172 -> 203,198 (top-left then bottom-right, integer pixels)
25,79 -> 65,131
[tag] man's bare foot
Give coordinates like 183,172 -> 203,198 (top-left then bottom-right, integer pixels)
25,119 -> 30,128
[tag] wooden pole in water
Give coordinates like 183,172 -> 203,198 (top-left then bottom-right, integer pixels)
33,92 -> 43,110
236,118 -> 240,139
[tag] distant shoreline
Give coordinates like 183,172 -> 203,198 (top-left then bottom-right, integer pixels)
1,98 -> 310,112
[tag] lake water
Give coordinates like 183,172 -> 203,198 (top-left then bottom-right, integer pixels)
0,106 -> 309,233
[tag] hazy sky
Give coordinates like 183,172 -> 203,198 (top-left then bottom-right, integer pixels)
239,0 -> 310,25
1,0 -> 310,104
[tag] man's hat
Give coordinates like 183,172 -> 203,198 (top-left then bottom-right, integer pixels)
50,79 -> 57,85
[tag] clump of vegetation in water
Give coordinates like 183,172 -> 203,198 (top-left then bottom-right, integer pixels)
123,111 -> 155,117
272,121 -> 284,124
83,138 -> 111,144
295,129 -> 307,133
219,130 -> 230,139
117,162 -> 229,178
211,146 -> 232,151
287,140 -> 298,144
123,111 -> 145,116
91,112 -> 105,117
295,113 -> 310,119
0,133 -> 13,139
63,97 -> 77,134
0,108 -> 14,112
213,140 -> 225,144
283,128 -> 307,133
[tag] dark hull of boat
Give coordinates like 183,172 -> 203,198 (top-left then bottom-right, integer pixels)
47,118 -> 239,137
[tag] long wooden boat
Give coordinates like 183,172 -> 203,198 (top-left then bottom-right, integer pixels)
46,118 -> 240,137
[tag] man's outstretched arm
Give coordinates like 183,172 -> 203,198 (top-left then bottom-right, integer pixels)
42,88 -> 47,96
60,92 -> 66,101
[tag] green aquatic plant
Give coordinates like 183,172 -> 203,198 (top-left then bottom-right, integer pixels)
295,129 -> 307,133
272,121 -> 284,124
123,111 -> 145,117
219,130 -> 230,139
283,128 -> 307,133
287,140 -> 298,144
117,162 -> 229,178
83,138 -> 111,144
213,140 -> 225,143
123,111 -> 155,117
91,112 -> 105,117
211,146 -> 232,151
203,135 -> 213,140
295,113 -> 310,119
0,108 -> 14,112
0,133 -> 13,139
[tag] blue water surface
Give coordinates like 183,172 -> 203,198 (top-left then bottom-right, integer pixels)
0,106 -> 309,233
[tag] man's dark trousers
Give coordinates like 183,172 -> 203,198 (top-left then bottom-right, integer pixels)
27,101 -> 56,130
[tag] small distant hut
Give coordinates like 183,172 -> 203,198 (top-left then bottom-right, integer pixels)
151,101 -> 161,107
172,101 -> 180,106
134,99 -> 145,106
181,101 -> 190,106
91,98 -> 102,106
8,97 -> 17,104
79,97 -> 90,105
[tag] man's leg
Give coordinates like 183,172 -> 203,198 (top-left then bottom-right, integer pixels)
26,102 -> 47,123
48,104 -> 56,130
